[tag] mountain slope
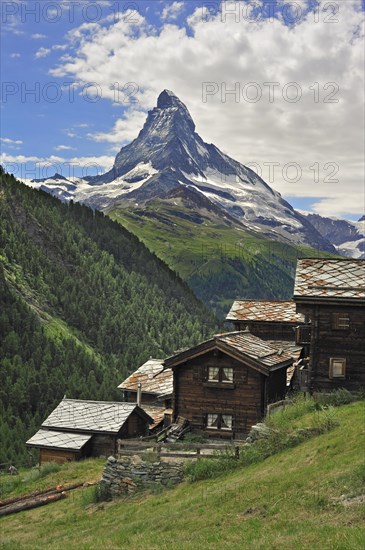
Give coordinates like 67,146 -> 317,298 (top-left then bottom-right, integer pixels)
109,197 -> 335,317
1,401 -> 364,549
304,213 -> 365,259
0,168 -> 217,464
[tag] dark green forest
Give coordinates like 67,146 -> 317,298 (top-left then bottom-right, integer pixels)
0,168 -> 217,466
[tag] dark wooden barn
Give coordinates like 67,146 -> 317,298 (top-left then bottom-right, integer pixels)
26,399 -> 153,465
293,258 -> 365,392
164,331 -> 293,439
226,300 -> 305,340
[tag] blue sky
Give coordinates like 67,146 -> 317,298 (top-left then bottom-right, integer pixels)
1,0 -> 364,219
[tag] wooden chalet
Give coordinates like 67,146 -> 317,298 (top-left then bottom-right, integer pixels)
26,399 -> 153,465
164,331 -> 293,439
226,299 -> 304,386
226,300 -> 305,340
118,359 -> 173,408
118,358 -> 173,429
293,258 -> 365,392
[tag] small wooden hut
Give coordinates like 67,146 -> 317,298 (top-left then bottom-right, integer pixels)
26,398 -> 153,464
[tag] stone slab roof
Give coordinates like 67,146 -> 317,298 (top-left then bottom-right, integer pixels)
226,300 -> 304,323
118,359 -> 173,398
294,259 -> 365,301
41,399 -> 153,434
165,331 -> 293,374
141,405 -> 167,429
26,429 -> 92,451
217,332 -> 294,368
266,340 -> 303,362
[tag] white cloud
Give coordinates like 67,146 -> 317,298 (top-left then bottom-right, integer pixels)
53,44 -> 68,51
32,33 -> 46,39
1,153 -> 114,178
35,47 -> 51,59
9,53 -> 21,58
34,43 -> 68,60
54,145 -> 76,151
1,2 -> 24,36
44,1 -> 365,217
88,110 -> 147,144
1,137 -> 23,145
161,1 -> 184,21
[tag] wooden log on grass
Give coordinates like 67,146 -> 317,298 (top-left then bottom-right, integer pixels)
0,481 -> 91,508
0,492 -> 67,517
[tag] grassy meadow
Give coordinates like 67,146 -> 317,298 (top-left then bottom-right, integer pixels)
1,400 -> 364,549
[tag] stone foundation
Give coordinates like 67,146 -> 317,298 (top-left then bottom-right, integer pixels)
100,455 -> 184,498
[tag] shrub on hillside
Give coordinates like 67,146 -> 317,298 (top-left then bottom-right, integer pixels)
314,389 -> 359,408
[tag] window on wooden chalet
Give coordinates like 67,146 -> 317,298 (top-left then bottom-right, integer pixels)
206,413 -> 233,431
208,367 -> 233,383
329,358 -> 346,379
332,313 -> 350,330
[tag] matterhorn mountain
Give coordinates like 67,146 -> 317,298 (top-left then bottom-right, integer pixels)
27,90 -> 336,253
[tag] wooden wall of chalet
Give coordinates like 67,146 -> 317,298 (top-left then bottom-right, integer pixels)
123,391 -> 157,405
268,368 -> 287,403
91,412 -> 149,456
233,322 -> 297,341
297,304 -> 365,392
120,412 -> 150,439
123,391 -> 172,410
40,448 -> 80,465
91,434 -> 117,457
173,350 -> 265,439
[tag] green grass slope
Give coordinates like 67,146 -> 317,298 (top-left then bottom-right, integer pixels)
110,201 -> 335,317
1,401 -> 364,549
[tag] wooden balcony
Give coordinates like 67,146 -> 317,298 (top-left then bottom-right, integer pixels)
295,325 -> 311,345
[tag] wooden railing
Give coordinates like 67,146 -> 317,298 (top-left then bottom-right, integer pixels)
117,440 -> 241,460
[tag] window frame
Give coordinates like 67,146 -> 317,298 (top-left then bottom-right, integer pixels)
329,357 -> 346,379
207,366 -> 234,384
206,413 -> 233,431
332,313 -> 350,330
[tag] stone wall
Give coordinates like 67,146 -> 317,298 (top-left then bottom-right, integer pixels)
100,455 -> 184,498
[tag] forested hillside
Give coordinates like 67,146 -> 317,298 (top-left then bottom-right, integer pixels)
0,168 -> 217,465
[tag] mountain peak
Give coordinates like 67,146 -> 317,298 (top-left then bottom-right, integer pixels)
157,89 -> 180,109
154,89 -> 195,131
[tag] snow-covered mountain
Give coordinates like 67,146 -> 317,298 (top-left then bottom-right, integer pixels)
304,213 -> 365,259
24,90 -> 336,253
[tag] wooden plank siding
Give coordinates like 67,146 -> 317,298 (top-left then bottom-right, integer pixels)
268,368 -> 287,402
123,392 -> 158,405
232,321 -> 297,341
91,412 -> 150,456
296,304 -> 365,392
40,449 -> 79,465
121,412 -> 150,439
173,350 -> 268,439
91,435 -> 117,457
